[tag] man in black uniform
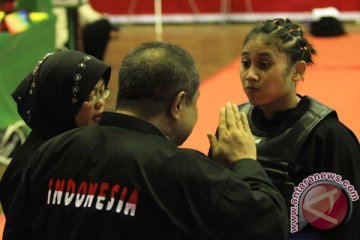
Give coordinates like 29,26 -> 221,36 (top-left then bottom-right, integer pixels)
3,42 -> 289,240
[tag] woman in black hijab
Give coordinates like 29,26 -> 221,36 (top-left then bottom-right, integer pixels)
0,50 -> 111,215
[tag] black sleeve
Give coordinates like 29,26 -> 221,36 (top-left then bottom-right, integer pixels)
2,136 -> 58,240
298,117 -> 360,239
2,165 -> 33,240
162,150 -> 289,240
0,132 -> 43,216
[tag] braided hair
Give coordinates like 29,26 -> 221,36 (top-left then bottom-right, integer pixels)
243,18 -> 316,66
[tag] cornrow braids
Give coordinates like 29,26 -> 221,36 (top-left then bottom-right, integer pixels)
243,18 -> 316,65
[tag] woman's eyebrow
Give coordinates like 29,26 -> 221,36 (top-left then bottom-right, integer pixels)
241,51 -> 249,56
93,84 -> 106,91
257,51 -> 274,58
241,51 -> 273,58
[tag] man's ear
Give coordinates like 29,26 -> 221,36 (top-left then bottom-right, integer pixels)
292,61 -> 307,81
170,91 -> 186,120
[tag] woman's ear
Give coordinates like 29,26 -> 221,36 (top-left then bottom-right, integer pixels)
169,91 -> 186,120
293,61 -> 307,81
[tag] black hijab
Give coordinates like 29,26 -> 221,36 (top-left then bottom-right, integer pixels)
12,50 -> 111,139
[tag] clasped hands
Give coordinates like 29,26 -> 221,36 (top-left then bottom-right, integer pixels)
208,103 -> 256,168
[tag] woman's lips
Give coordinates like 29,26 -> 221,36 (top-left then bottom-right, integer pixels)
92,113 -> 102,121
245,86 -> 259,94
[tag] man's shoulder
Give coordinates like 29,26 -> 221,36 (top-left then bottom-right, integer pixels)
36,126 -> 99,153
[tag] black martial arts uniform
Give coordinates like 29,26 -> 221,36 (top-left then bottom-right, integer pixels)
0,132 -> 45,214
3,112 -> 288,240
238,95 -> 360,240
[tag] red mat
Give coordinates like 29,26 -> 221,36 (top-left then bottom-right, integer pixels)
0,214 -> 4,238
182,33 -> 360,154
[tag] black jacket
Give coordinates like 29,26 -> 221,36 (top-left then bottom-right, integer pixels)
4,112 -> 289,240
0,131 -> 46,215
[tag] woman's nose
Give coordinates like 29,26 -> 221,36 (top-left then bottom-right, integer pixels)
245,67 -> 259,82
95,98 -> 105,109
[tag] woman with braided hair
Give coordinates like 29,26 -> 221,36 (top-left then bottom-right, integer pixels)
221,18 -> 359,239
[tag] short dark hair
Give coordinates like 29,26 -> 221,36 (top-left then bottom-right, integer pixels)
116,41 -> 200,116
243,18 -> 316,66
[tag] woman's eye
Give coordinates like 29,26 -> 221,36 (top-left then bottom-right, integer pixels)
98,88 -> 105,95
241,59 -> 250,68
259,61 -> 270,69
86,95 -> 94,102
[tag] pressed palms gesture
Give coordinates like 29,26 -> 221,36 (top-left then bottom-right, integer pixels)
208,103 -> 256,167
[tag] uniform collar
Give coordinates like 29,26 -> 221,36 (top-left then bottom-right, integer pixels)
251,95 -> 310,132
99,111 -> 167,139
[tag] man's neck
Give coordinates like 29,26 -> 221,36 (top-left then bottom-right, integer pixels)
115,109 -> 172,142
